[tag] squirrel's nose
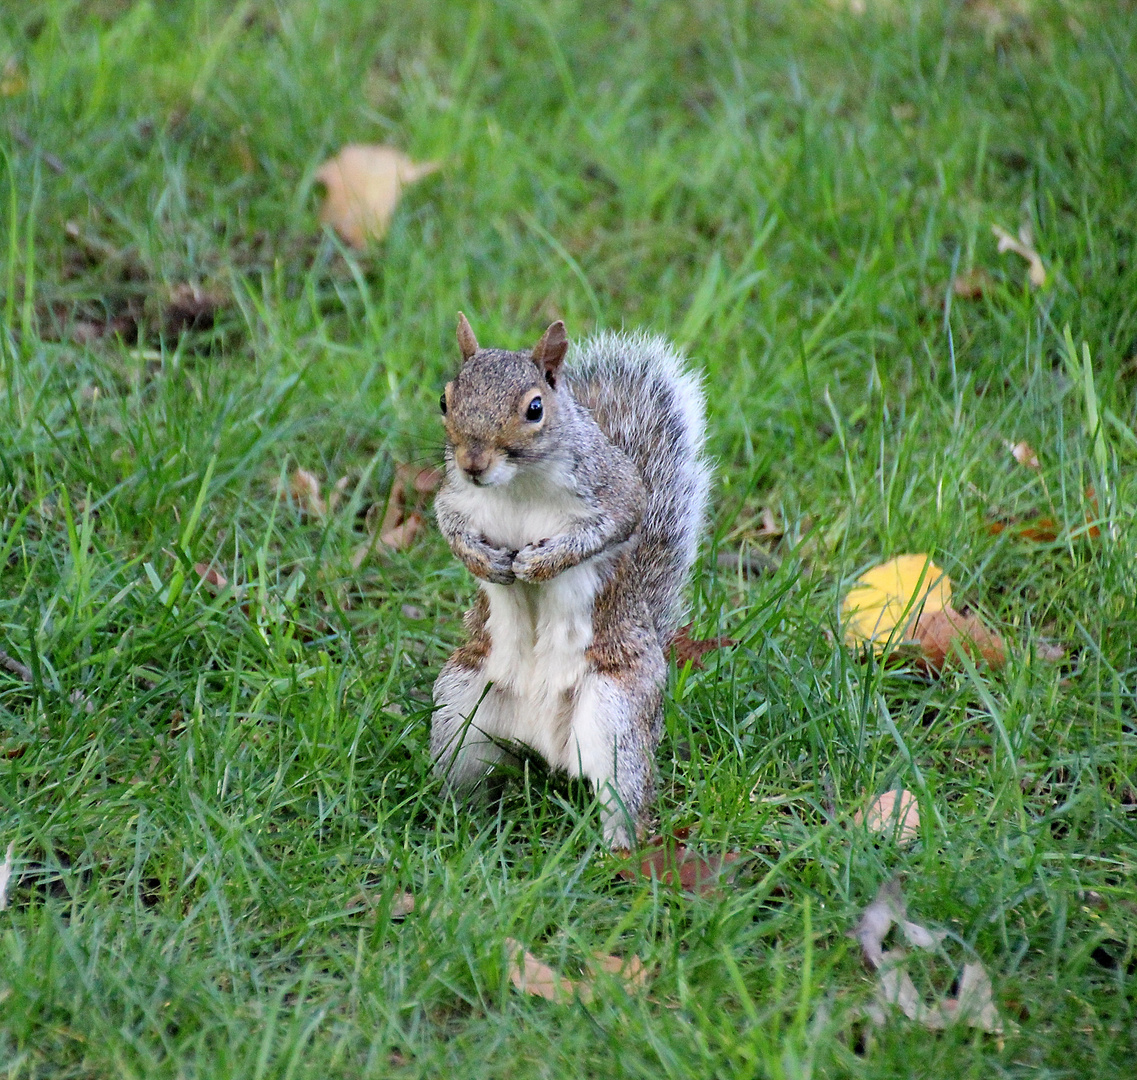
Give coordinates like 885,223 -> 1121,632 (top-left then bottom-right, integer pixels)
456,445 -> 491,480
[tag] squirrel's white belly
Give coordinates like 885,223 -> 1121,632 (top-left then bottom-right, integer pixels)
479,560 -> 604,770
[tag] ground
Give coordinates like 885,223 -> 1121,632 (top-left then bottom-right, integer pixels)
0,1 -> 1135,1076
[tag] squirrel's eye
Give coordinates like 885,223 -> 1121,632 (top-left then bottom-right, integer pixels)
525,397 -> 543,422
439,391 -> 448,415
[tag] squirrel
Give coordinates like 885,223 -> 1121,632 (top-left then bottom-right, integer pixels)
431,313 -> 709,847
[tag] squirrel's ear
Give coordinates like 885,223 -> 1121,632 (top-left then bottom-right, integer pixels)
532,320 -> 568,385
456,312 -> 479,361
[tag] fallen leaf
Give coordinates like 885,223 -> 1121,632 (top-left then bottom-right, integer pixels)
288,468 -> 328,518
912,606 -> 1006,671
986,516 -> 1059,542
1006,440 -> 1040,468
315,145 -> 440,249
193,562 -> 227,590
853,879 -> 903,969
671,624 -> 737,669
952,268 -> 992,299
0,841 -> 14,909
165,283 -> 224,335
327,475 -> 352,514
852,880 -> 1003,1035
757,507 -> 782,538
842,555 -> 952,651
855,790 -> 920,844
616,836 -> 742,896
353,464 -> 438,565
1034,640 -> 1066,663
396,463 -> 444,494
0,59 -> 26,97
947,961 -> 1004,1034
504,938 -> 582,1004
590,952 -> 651,991
347,889 -> 415,920
992,223 -> 1046,288
380,510 -> 425,551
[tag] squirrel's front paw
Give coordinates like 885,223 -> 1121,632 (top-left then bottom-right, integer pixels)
463,536 -> 517,584
512,540 -> 562,583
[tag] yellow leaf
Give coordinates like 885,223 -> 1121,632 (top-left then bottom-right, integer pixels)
315,144 -> 440,249
841,554 -> 952,649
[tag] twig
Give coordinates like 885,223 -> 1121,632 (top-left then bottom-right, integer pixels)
0,649 -> 33,683
716,548 -> 780,576
1,647 -> 95,713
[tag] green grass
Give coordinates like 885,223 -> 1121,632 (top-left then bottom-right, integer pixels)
1,0 -> 1135,1075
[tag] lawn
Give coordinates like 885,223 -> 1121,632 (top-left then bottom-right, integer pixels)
1,0 -> 1135,1075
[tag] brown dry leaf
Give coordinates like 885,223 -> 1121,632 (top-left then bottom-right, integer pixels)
756,506 -> 782,539
503,938 -> 582,1004
0,59 -> 26,97
952,268 -> 993,299
855,789 -> 920,844
842,555 -> 952,651
353,465 -> 439,565
380,510 -> 425,552
395,462 -> 444,494
316,145 -> 440,249
0,841 -> 15,911
1006,440 -> 1040,468
943,961 -> 1004,1034
347,889 -> 415,920
992,223 -> 1046,288
1034,640 -> 1066,663
193,562 -> 228,590
616,836 -> 742,896
913,607 -> 1006,671
165,283 -> 224,335
671,623 -> 737,670
289,468 -> 327,518
590,952 -> 651,991
853,880 -> 1003,1035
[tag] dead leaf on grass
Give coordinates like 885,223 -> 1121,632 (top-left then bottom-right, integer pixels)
0,59 -> 26,97
0,841 -> 15,910
289,468 -> 327,519
616,835 -> 742,896
316,145 -> 440,249
992,223 -> 1046,288
504,938 -> 582,1004
347,889 -> 415,920
591,951 -> 651,991
671,624 -> 737,670
352,463 -> 439,566
852,880 -> 1003,1035
855,789 -> 920,844
165,283 -> 225,335
952,268 -> 993,299
1006,440 -> 1040,468
912,607 -> 1007,672
193,562 -> 228,590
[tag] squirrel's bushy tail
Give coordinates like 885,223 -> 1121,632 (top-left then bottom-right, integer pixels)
569,332 -> 710,645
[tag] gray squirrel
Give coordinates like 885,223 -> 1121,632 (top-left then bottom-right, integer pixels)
431,314 -> 710,847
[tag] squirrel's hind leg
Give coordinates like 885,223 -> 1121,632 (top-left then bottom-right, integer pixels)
569,665 -> 664,849
432,658 -> 512,791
